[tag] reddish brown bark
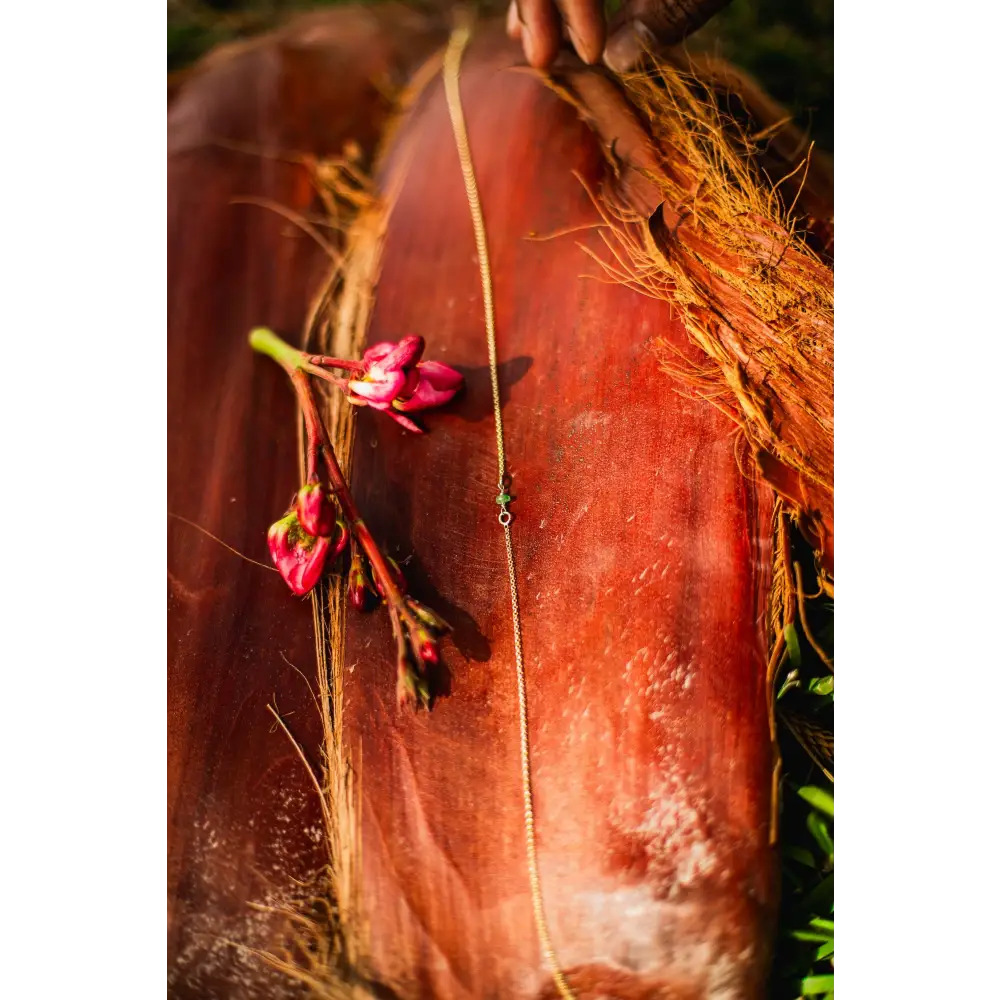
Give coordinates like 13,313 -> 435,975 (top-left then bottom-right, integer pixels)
545,62 -> 833,577
167,9 -> 444,998
339,29 -> 777,999
169,14 -> 780,1000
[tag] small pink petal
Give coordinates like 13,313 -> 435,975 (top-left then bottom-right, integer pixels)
417,360 -> 464,391
367,335 -> 425,377
386,409 -> 424,433
328,521 -> 349,561
362,341 -> 395,366
348,370 -> 405,403
394,362 -> 464,412
285,534 -> 331,594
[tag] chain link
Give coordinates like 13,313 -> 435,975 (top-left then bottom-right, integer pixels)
443,24 -> 576,1000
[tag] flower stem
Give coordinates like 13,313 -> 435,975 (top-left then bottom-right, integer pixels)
248,327 -> 303,373
287,369 -> 410,616
250,328 -> 362,398
307,355 -> 365,373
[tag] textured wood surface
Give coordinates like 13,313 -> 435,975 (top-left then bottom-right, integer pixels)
167,10 -> 444,997
168,13 -> 779,1000
340,30 -> 777,1000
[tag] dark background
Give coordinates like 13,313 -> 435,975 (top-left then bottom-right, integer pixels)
167,0 -> 833,152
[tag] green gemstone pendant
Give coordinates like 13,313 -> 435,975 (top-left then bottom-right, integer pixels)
496,493 -> 511,505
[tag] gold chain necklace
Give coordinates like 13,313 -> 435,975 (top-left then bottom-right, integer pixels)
443,25 -> 576,1000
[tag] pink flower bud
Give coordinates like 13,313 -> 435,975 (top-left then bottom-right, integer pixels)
409,598 -> 451,633
347,550 -> 371,611
328,519 -> 349,562
396,658 -> 430,710
268,511 -> 331,596
419,635 -> 439,666
295,478 -> 337,537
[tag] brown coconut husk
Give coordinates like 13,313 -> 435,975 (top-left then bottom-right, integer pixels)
542,57 -> 833,581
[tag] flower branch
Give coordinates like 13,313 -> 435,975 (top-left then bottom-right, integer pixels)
250,326 -> 462,708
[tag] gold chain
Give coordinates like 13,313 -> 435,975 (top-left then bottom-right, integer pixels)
443,25 -> 576,1000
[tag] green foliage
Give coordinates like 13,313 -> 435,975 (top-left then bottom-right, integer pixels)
168,0 -> 835,157
798,785 -> 834,818
167,0 -> 357,72
784,622 -> 803,667
696,0 -> 834,152
771,529 -> 833,999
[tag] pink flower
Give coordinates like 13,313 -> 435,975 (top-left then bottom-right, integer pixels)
348,336 -> 424,406
295,478 -> 337,537
268,511 -> 331,596
345,336 -> 463,431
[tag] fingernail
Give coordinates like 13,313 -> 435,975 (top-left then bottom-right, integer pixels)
506,1 -> 522,39
521,22 -> 541,67
565,23 -> 600,66
603,20 -> 655,75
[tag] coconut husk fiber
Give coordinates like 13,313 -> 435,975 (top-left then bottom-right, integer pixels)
540,58 -> 833,578
168,10 -> 833,1000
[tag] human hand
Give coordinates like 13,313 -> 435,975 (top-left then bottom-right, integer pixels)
505,0 -> 731,73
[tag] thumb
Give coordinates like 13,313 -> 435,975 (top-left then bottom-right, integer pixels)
604,0 -> 732,73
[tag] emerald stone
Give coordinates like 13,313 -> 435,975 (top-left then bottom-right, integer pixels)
496,493 -> 511,504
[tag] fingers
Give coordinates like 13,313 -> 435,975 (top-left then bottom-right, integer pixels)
554,0 -> 606,65
506,0 -> 606,67
603,18 -> 658,74
506,0 -> 732,73
605,0 -> 732,73
510,0 -> 561,69
506,1 -> 522,40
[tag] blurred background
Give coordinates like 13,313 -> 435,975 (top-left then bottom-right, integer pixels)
167,0 -> 833,153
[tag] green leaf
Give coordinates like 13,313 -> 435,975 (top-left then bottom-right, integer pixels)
815,939 -> 835,960
790,930 -> 831,943
784,845 -> 817,868
777,669 -> 800,701
784,623 -> 802,667
808,675 -> 834,696
801,974 -> 835,994
807,812 -> 834,858
798,873 -> 834,918
798,785 -> 834,817
810,917 -> 834,933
